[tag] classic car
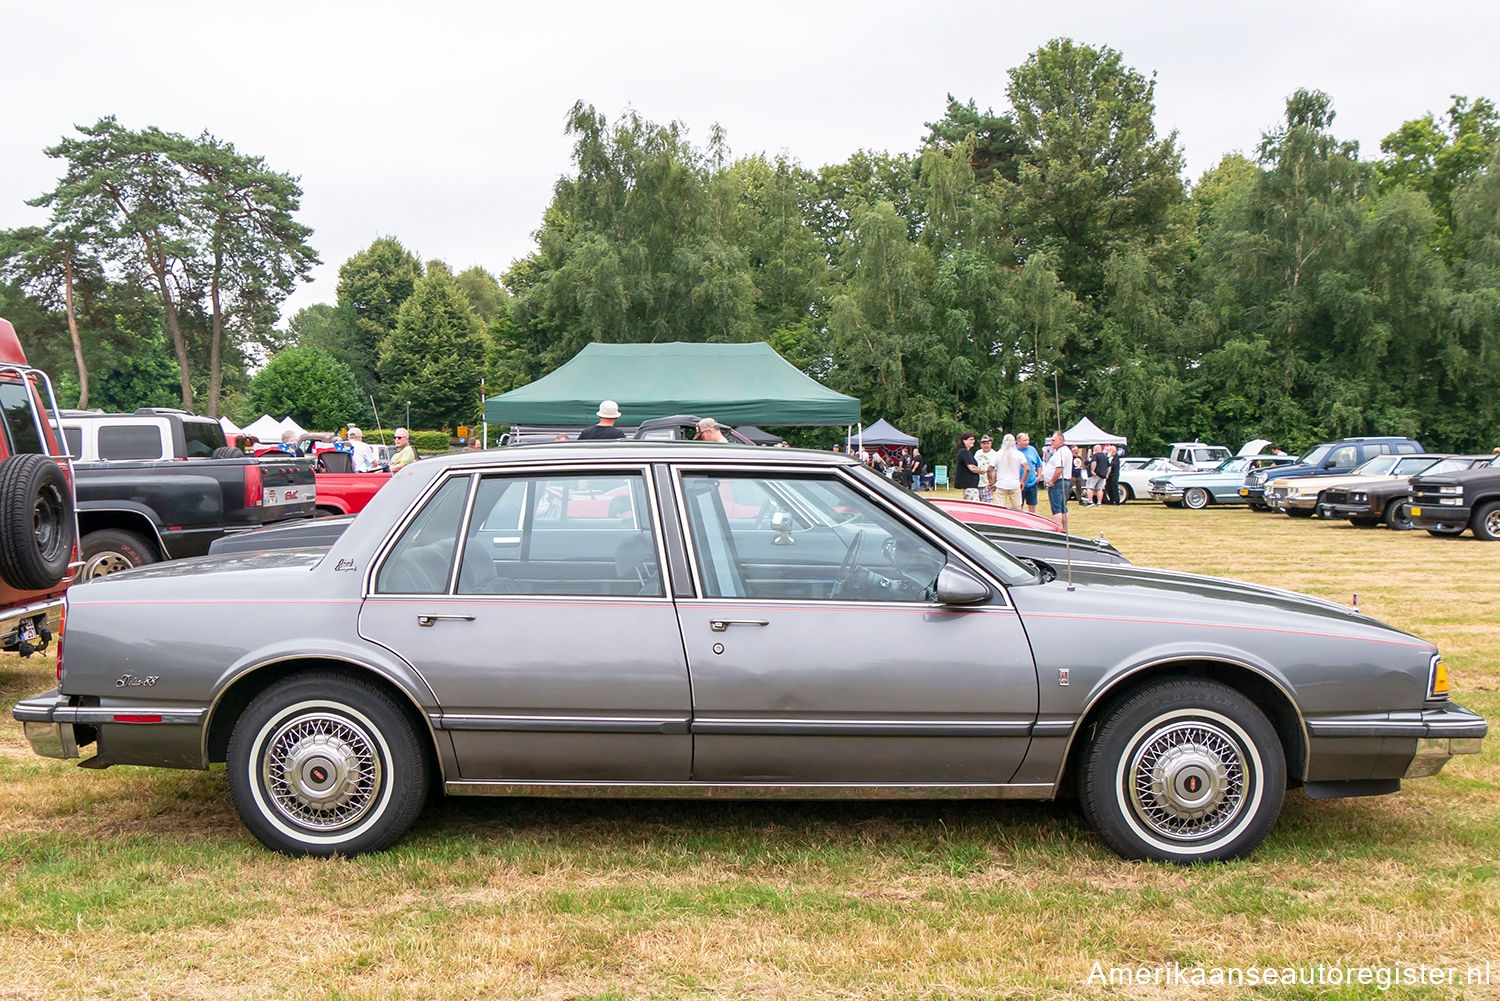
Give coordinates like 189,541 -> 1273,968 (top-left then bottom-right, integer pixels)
15,444 -> 1486,864
1317,455 -> 1490,529
1244,436 -> 1425,511
927,497 -> 1061,532
1148,455 -> 1300,509
1265,453 -> 1443,518
1116,457 -> 1190,502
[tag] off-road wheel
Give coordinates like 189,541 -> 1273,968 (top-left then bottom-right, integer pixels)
1078,679 -> 1285,863
79,529 -> 157,581
1472,501 -> 1500,542
0,454 -> 75,591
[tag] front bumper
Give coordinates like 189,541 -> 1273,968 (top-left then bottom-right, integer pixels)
1409,504 -> 1472,533
1319,501 -> 1377,519
1305,702 -> 1487,780
1148,487 -> 1182,502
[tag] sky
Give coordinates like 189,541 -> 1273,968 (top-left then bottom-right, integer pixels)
6,0 -> 1499,323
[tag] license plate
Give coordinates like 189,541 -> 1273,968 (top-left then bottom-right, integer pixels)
1410,506 -> 1422,517
18,618 -> 37,641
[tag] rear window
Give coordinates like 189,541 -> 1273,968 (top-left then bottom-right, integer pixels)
183,419 -> 227,457
0,380 -> 45,455
98,424 -> 166,460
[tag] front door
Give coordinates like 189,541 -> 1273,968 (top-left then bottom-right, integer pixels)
672,469 -> 1038,785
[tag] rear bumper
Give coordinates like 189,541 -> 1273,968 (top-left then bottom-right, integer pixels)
13,688 -> 79,759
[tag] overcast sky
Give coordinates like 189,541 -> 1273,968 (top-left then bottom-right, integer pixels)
6,0 -> 1498,322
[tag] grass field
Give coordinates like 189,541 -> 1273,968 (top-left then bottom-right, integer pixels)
2,500 -> 1497,999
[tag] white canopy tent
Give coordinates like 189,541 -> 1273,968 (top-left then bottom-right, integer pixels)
218,416 -> 241,437
1062,416 -> 1127,447
240,414 -> 284,443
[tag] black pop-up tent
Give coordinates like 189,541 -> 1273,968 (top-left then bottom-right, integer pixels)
484,342 -> 860,427
734,425 -> 786,445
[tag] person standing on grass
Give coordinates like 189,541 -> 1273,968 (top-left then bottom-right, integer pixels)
992,434 -> 1026,509
1042,430 -> 1073,531
954,431 -> 982,500
975,434 -> 997,503
1105,444 -> 1122,504
1017,432 -> 1042,513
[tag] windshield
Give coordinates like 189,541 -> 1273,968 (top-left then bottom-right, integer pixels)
1351,454 -> 1400,476
1212,457 -> 1249,473
1421,457 -> 1473,476
1300,444 -> 1333,466
1389,456 -> 1441,477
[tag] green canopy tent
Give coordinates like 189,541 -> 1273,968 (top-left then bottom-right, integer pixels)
484,342 -> 860,426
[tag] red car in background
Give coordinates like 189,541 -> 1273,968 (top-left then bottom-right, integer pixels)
927,497 -> 1062,533
0,317 -> 77,658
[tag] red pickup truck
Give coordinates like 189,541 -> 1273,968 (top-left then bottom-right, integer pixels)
313,471 -> 391,516
0,317 -> 77,658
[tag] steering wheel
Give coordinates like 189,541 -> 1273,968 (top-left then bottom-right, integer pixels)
829,531 -> 865,599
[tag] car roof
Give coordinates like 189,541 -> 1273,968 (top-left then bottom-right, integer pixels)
418,441 -> 854,470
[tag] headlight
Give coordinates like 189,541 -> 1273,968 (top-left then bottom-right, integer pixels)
1287,487 -> 1301,498
1439,497 -> 1463,505
1350,492 -> 1366,502
1437,485 -> 1463,495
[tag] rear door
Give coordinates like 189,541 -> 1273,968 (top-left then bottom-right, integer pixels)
358,465 -> 692,782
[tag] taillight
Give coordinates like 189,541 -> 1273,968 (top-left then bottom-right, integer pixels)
244,462 -> 263,508
55,600 -> 66,684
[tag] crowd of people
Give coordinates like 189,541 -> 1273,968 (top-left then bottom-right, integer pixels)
948,430 -> 1124,529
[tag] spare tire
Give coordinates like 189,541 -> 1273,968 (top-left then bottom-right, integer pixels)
0,453 -> 76,591
212,445 -> 246,459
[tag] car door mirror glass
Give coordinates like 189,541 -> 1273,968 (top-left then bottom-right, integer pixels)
936,562 -> 989,605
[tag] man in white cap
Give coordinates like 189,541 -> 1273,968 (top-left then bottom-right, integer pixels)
578,400 -> 626,440
346,426 -> 378,472
695,417 -> 728,443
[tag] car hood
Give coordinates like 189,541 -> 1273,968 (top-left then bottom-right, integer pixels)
1272,472 -> 1373,492
1011,560 -> 1415,641
1155,469 -> 1237,484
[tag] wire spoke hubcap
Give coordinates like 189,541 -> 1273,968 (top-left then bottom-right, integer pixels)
1129,722 -> 1245,841
262,713 -> 381,830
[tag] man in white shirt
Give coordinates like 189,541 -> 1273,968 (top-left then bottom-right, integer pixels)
1041,430 -> 1073,531
346,426 -> 378,472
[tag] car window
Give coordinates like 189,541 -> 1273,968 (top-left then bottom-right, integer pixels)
1389,456 -> 1440,476
679,472 -> 946,603
98,424 -> 165,460
62,426 -> 82,457
183,420 -> 226,457
1325,445 -> 1358,469
458,472 -> 660,597
0,380 -> 45,455
375,477 -> 471,593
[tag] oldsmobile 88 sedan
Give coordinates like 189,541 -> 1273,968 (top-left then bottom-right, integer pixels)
14,444 -> 1486,863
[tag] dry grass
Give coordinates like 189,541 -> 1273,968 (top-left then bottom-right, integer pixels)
1,501 -> 1497,999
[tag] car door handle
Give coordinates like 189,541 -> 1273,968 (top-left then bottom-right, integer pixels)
710,618 -> 769,632
417,613 -> 476,627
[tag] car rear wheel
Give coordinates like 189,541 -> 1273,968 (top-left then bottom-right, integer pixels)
1079,679 -> 1285,863
0,454 -> 76,591
227,673 -> 428,857
1383,499 -> 1414,531
1183,487 -> 1210,510
1118,484 -> 1134,502
1427,527 -> 1463,538
1286,507 -> 1315,518
79,529 -> 157,581
1473,501 -> 1500,542
1248,501 -> 1271,512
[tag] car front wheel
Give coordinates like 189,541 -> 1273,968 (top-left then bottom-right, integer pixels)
1183,487 -> 1210,510
1383,499 -> 1414,531
1473,501 -> 1500,542
227,673 -> 428,856
1079,679 -> 1285,863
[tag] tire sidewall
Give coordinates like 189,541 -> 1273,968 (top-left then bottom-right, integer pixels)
1474,502 -> 1500,542
79,530 -> 154,581
227,677 -> 425,856
1081,682 -> 1285,863
1184,488 -> 1208,509
0,454 -> 76,591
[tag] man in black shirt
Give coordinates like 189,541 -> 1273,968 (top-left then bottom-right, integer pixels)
954,431 -> 981,500
578,400 -> 627,440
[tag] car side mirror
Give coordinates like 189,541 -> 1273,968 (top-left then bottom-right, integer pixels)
936,562 -> 989,605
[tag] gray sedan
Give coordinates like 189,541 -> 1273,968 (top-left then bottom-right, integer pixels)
15,444 -> 1485,863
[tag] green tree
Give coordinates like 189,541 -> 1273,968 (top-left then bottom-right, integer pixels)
247,345 -> 364,430
922,94 -> 1024,185
335,237 -> 422,395
0,224 -> 99,406
1378,96 -> 1500,257
378,263 -> 487,430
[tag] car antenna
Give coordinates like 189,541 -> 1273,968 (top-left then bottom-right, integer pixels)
369,394 -> 386,439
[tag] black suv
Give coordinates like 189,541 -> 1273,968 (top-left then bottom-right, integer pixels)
1409,453 -> 1500,540
1240,436 -> 1424,510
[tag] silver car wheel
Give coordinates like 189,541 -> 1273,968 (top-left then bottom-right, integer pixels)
260,711 -> 382,831
1183,487 -> 1209,510
1126,720 -> 1245,841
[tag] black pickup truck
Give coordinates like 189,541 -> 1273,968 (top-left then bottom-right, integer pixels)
60,409 -> 317,577
1408,452 -> 1500,540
